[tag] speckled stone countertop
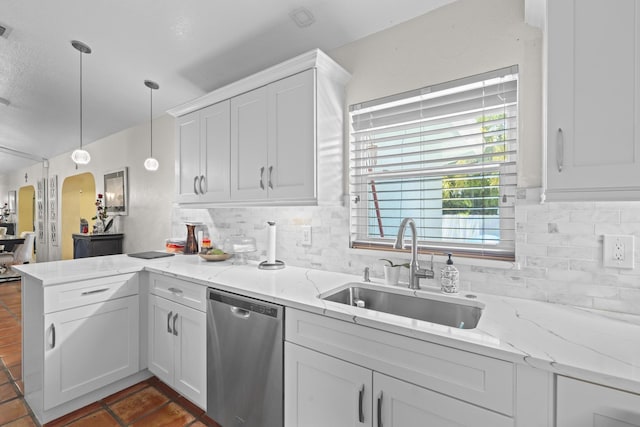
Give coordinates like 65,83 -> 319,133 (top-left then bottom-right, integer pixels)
16,253 -> 640,395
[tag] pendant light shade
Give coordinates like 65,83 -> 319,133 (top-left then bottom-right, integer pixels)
71,40 -> 91,165
144,80 -> 159,171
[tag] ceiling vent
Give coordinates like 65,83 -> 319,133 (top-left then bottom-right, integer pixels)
289,8 -> 315,28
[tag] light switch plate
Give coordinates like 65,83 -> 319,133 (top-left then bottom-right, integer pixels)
301,225 -> 312,246
603,235 -> 635,269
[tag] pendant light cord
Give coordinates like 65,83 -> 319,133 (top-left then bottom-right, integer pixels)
149,85 -> 153,157
79,48 -> 83,151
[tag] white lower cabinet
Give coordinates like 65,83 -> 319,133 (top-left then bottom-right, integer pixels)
148,293 -> 206,409
285,342 -> 371,426
44,295 -> 140,410
557,376 -> 640,426
285,342 -> 512,427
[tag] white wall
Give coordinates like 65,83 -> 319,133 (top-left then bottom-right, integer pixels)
2,114 -> 175,259
173,0 -> 640,316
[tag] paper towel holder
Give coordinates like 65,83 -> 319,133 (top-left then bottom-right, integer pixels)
259,221 -> 285,270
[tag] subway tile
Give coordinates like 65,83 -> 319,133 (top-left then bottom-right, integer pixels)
547,246 -> 595,260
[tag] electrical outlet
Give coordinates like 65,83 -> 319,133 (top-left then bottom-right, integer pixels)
603,235 -> 635,269
301,225 -> 312,246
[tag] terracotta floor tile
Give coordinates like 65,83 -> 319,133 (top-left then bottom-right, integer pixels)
3,415 -> 38,426
152,379 -> 180,400
188,422 -> 208,427
8,363 -> 21,381
0,368 -> 9,384
66,409 -> 120,427
44,402 -> 103,427
0,325 -> 21,337
130,402 -> 195,427
0,381 -> 18,402
0,333 -> 21,347
0,342 -> 22,356
3,351 -> 22,368
175,396 -> 205,418
0,398 -> 29,424
109,386 -> 169,424
101,380 -> 150,405
15,380 -> 23,395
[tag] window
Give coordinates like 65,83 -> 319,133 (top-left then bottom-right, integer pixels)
349,66 -> 518,260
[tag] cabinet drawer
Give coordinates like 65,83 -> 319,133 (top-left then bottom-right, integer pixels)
149,273 -> 206,312
286,308 -> 514,416
44,273 -> 138,313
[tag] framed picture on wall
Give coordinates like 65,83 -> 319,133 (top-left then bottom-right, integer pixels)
7,191 -> 16,214
104,167 -> 128,216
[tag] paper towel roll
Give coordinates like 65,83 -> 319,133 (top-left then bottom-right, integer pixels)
267,221 -> 276,264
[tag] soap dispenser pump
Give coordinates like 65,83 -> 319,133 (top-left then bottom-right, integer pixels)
440,253 -> 459,294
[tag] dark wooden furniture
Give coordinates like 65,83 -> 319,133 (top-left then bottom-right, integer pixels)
0,235 -> 25,253
72,233 -> 124,259
0,223 -> 16,236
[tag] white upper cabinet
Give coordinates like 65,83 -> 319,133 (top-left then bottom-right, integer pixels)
169,49 -> 350,206
175,101 -> 231,203
544,0 -> 640,200
231,70 -> 315,201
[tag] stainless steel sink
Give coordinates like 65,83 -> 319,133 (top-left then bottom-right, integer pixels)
321,284 -> 483,329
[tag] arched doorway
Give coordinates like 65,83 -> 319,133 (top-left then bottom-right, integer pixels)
61,173 -> 96,260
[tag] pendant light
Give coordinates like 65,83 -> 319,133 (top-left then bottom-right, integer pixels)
70,40 -> 92,165
143,80 -> 159,171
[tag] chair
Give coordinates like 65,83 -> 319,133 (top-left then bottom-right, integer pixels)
0,232 -> 36,271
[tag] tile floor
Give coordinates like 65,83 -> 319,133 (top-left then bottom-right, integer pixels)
0,281 -> 221,427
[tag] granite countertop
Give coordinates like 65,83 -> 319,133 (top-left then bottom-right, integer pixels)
15,253 -> 640,395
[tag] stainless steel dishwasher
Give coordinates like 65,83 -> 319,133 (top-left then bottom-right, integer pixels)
207,288 -> 283,427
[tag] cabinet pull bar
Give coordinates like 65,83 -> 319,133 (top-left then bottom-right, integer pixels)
268,165 -> 273,189
81,288 -> 109,296
167,311 -> 173,333
193,176 -> 200,195
172,313 -> 179,336
377,391 -> 383,427
358,384 -> 365,422
259,167 -> 265,190
200,175 -> 207,194
168,287 -> 183,295
51,323 -> 56,349
557,128 -> 564,172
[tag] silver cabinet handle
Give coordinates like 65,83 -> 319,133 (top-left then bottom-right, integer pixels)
199,175 -> 207,194
377,391 -> 383,427
167,311 -> 173,333
50,323 -> 56,349
230,306 -> 251,319
81,288 -> 109,296
557,127 -> 564,172
268,165 -> 273,189
259,166 -> 265,190
193,176 -> 200,195
358,385 -> 365,422
172,313 -> 179,336
168,287 -> 183,295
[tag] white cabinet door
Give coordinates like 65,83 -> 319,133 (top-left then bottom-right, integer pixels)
285,343 -> 371,427
200,101 -> 231,202
175,112 -> 201,202
267,69 -> 316,200
173,303 -> 207,409
373,372 -> 513,427
231,86 -> 269,200
557,376 -> 640,427
546,0 -> 640,200
148,294 -> 174,385
148,293 -> 207,410
44,295 -> 140,410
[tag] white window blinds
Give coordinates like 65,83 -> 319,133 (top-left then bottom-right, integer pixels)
349,66 -> 518,260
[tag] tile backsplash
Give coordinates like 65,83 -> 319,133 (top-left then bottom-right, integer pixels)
173,192 -> 640,315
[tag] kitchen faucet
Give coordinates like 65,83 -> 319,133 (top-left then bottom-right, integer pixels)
393,218 -> 434,289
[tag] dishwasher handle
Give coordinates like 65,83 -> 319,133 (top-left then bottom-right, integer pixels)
208,288 -> 282,319
230,306 -> 251,319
